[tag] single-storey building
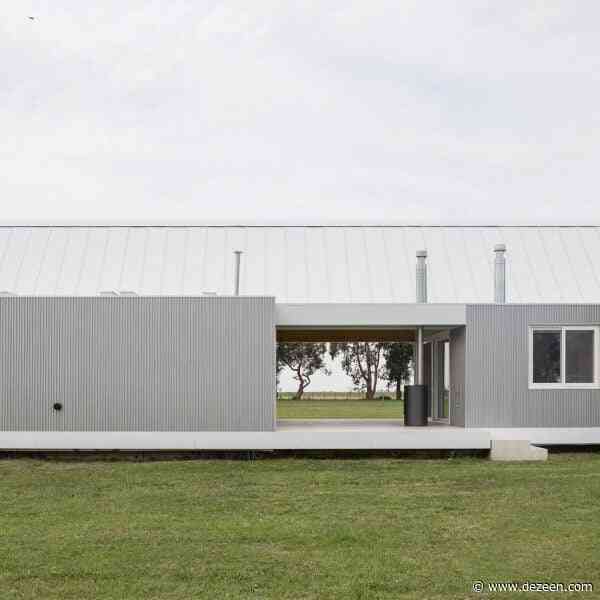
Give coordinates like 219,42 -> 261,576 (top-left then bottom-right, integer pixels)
1,224 -> 599,457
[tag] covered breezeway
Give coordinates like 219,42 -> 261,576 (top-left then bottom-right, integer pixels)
275,303 -> 466,427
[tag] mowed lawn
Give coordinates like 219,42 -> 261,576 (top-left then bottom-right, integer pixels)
2,455 -> 600,599
277,398 -> 404,419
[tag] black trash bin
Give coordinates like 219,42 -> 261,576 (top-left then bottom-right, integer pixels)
404,384 -> 428,426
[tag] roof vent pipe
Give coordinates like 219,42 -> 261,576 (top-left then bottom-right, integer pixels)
494,244 -> 506,303
233,251 -> 242,296
416,250 -> 428,303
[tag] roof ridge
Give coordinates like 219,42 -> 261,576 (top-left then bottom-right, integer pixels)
0,224 -> 599,229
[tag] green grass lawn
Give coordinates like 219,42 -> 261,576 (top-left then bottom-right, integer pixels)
1,454 -> 600,599
277,399 -> 404,419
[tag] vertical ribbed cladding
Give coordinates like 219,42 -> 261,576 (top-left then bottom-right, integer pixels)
0,296 -> 276,432
449,327 -> 466,427
465,304 -> 600,427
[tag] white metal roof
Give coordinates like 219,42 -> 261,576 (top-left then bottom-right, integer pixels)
0,226 -> 599,303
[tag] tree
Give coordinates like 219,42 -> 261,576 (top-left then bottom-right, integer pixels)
276,343 -> 330,399
329,342 -> 387,400
383,343 -> 413,400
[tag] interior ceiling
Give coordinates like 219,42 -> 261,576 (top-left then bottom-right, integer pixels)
277,328 -> 450,342
276,329 -> 417,343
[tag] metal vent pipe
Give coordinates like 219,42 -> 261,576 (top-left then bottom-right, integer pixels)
416,250 -> 427,303
494,244 -> 506,303
233,251 -> 242,296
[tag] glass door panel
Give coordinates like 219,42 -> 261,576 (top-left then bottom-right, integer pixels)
434,340 -> 450,421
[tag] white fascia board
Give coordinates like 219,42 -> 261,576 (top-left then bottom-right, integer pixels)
0,429 -> 490,450
486,428 -> 600,446
275,303 -> 466,328
3,428 -> 600,450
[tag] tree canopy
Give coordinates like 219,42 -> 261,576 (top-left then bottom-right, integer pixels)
383,343 -> 413,399
329,342 -> 387,400
279,341 -> 414,401
276,343 -> 330,399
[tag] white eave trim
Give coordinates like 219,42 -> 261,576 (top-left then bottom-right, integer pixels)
275,303 -> 467,328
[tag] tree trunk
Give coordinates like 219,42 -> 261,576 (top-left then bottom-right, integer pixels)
294,365 -> 306,400
396,379 -> 401,401
294,381 -> 305,400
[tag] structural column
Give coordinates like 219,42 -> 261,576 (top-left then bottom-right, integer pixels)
416,326 -> 424,385
404,250 -> 429,426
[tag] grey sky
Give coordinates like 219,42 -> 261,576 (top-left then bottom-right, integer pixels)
2,1 -> 600,224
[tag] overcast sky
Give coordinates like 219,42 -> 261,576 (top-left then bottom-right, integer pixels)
2,1 -> 600,224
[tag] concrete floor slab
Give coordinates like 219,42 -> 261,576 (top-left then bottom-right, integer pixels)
1,424 -> 599,451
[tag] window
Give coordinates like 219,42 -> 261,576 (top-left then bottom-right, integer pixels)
532,330 -> 561,383
529,326 -> 599,389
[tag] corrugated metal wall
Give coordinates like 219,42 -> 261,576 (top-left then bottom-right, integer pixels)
449,327 -> 466,427
0,297 -> 275,431
465,304 -> 600,427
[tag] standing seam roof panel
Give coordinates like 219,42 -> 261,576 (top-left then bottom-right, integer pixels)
1,226 -> 600,303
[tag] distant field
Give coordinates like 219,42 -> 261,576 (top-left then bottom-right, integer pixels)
2,454 -> 600,599
277,398 -> 404,419
278,391 -> 395,401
